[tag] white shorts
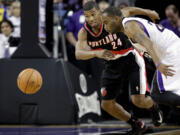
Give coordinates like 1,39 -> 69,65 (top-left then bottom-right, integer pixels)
157,43 -> 180,96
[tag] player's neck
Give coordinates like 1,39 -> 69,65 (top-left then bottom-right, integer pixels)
92,22 -> 102,34
119,22 -> 124,32
120,27 -> 125,32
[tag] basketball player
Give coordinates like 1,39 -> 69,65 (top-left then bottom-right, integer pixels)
101,7 -> 180,107
76,1 -> 162,134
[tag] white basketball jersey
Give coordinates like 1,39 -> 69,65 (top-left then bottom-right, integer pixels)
122,17 -> 180,60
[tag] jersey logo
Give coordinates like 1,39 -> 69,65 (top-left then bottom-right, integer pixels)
88,33 -> 122,50
101,88 -> 107,97
157,112 -> 163,124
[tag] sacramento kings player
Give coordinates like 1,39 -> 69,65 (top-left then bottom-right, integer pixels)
102,7 -> 180,112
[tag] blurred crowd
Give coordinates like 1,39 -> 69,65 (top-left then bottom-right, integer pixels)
0,0 -> 20,58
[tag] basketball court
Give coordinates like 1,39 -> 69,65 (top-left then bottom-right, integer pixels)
0,0 -> 180,135
0,120 -> 180,135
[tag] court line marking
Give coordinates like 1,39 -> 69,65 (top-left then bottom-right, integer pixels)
0,129 -> 128,134
0,124 -> 179,129
145,129 -> 180,135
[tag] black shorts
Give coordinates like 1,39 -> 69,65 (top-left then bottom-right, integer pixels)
101,49 -> 150,100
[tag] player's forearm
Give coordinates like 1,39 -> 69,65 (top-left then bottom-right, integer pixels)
132,32 -> 160,65
75,50 -> 96,60
133,43 -> 147,55
124,7 -> 151,17
66,32 -> 77,46
143,42 -> 160,66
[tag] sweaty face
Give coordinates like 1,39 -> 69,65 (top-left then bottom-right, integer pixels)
102,13 -> 121,33
84,8 -> 101,27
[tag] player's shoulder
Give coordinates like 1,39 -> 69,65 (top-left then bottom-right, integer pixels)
123,17 -> 138,24
78,27 -> 87,40
123,18 -> 145,34
123,17 -> 140,25
123,17 -> 147,27
124,17 -> 145,21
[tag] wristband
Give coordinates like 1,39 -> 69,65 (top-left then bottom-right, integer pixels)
156,62 -> 161,68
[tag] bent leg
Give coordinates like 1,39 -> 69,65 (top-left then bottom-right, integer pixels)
101,99 -> 131,121
131,94 -> 153,109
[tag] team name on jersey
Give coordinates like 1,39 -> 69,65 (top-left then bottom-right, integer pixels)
88,33 -> 122,49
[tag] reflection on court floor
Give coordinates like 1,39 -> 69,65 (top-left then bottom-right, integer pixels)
0,120 -> 179,135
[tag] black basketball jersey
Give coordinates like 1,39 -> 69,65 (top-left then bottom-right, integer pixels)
83,22 -> 134,55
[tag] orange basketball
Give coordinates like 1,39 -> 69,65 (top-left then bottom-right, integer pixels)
17,68 -> 43,94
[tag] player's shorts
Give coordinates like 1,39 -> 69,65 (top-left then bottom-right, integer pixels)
101,49 -> 150,100
151,71 -> 180,106
156,46 -> 180,95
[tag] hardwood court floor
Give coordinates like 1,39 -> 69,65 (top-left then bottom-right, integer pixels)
0,120 -> 179,135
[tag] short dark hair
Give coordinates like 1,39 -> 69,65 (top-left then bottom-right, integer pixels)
83,1 -> 100,11
103,6 -> 123,18
166,4 -> 179,14
0,19 -> 14,33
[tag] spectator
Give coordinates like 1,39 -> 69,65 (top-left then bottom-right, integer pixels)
0,19 -> 18,58
8,1 -> 21,37
53,0 -> 74,33
39,0 -> 46,44
98,1 -> 110,12
0,0 -> 7,21
160,4 -> 180,37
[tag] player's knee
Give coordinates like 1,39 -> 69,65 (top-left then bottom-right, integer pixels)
131,95 -> 145,107
101,99 -> 115,111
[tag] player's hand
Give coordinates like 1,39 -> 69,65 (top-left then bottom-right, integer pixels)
143,52 -> 152,59
148,10 -> 160,22
95,49 -> 115,60
158,63 -> 176,78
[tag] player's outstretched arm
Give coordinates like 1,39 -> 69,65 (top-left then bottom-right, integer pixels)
75,28 -> 96,60
75,28 -> 115,60
122,7 -> 160,22
124,21 -> 175,77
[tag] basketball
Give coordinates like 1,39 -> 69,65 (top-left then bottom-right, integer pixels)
17,68 -> 43,94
